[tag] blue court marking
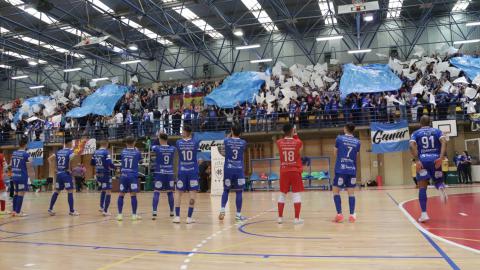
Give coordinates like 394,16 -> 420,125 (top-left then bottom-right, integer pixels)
238,220 -> 331,240
420,231 -> 460,270
386,192 -> 461,270
0,240 -> 443,260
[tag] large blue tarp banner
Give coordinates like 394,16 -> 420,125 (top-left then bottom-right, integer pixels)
204,72 -> 265,108
370,120 -> 410,154
14,96 -> 51,123
27,141 -> 44,166
339,64 -> 403,98
193,131 -> 225,161
449,55 -> 480,80
66,84 -> 128,118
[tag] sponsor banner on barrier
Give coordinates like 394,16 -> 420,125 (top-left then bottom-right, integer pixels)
27,141 -> 44,166
370,120 -> 410,153
193,131 -> 225,160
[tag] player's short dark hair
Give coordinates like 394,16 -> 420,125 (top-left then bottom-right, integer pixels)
345,122 -> 355,133
125,136 -> 135,145
64,136 -> 73,144
183,125 -> 192,133
420,115 -> 430,127
283,123 -> 293,134
18,135 -> 28,147
231,124 -> 242,136
159,133 -> 168,141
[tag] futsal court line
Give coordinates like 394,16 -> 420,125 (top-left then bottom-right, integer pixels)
386,192 -> 463,270
238,219 -> 332,239
396,194 -> 480,255
96,252 -> 150,270
0,239 -> 444,260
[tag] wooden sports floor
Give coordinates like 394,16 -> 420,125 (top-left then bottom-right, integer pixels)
1,185 -> 479,270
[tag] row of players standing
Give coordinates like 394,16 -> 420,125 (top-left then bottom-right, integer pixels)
5,115 -> 446,225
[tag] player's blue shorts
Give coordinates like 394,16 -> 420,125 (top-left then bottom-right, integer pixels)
333,173 -> 357,188
56,172 -> 74,190
97,176 -> 112,191
153,173 -> 174,191
13,176 -> 29,192
119,173 -> 139,193
176,172 -> 199,192
416,160 -> 443,182
224,170 -> 245,190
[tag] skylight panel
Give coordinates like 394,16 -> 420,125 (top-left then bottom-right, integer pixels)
171,6 -> 224,39
386,0 -> 404,18
2,50 -> 47,64
452,0 -> 471,11
86,0 -> 114,13
318,0 -> 337,25
120,17 -> 172,45
5,0 -> 58,24
240,0 -> 278,31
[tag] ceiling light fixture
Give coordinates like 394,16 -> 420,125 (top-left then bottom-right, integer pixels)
164,68 -> 185,73
348,49 -> 372,54
316,35 -> 343,41
12,75 -> 29,80
120,59 -> 142,65
250,58 -> 272,63
235,44 -> 261,50
63,67 -> 82,73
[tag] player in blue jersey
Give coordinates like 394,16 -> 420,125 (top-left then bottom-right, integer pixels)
117,136 -> 142,221
173,125 -> 200,224
219,124 -> 247,222
10,136 -> 32,217
409,115 -> 448,223
332,123 -> 361,223
48,137 -> 79,216
151,133 -> 176,220
91,141 -> 115,216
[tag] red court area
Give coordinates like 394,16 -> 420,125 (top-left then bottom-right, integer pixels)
403,193 -> 480,251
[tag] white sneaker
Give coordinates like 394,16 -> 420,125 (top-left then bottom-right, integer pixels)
48,209 -> 56,216
186,217 -> 195,224
98,208 -> 104,213
102,212 -> 111,217
235,214 -> 247,221
69,211 -> 80,216
277,217 -> 283,224
439,187 -> 448,204
169,211 -> 174,217
172,216 -> 180,223
293,218 -> 304,225
131,214 -> 142,221
418,212 -> 430,223
116,214 -> 123,221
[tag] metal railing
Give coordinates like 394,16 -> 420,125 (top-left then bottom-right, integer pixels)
0,103 -> 470,147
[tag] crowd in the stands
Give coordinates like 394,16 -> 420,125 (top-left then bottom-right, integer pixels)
0,52 -> 479,145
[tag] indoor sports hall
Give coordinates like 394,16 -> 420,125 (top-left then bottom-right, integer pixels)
0,1 -> 479,270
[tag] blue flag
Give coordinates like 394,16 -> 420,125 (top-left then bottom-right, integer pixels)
449,55 -> 480,80
66,84 -> 128,118
370,121 -> 410,154
340,64 -> 402,98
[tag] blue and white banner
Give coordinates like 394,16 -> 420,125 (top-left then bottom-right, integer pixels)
27,141 -> 44,166
370,121 -> 410,154
193,131 -> 226,161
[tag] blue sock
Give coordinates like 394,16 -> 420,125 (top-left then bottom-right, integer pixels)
131,195 -> 138,215
118,195 -> 124,214
167,192 -> 174,212
12,195 -> 17,213
100,191 -> 106,208
68,193 -> 74,213
235,191 -> 243,214
187,207 -> 194,218
16,195 -> 24,214
348,196 -> 355,215
221,189 -> 229,208
175,206 -> 180,217
104,194 -> 111,212
49,192 -> 58,211
152,192 -> 160,212
419,188 -> 427,212
333,194 -> 342,214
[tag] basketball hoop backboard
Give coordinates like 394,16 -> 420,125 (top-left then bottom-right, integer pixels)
338,1 -> 379,14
